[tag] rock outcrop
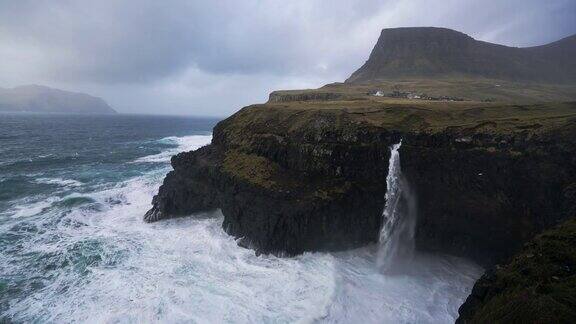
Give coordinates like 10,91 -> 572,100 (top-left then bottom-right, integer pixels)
457,217 -> 576,323
268,90 -> 343,103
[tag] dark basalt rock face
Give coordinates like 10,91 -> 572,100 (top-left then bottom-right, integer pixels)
145,103 -> 576,266
221,179 -> 385,255
144,145 -> 222,223
402,132 -> 576,265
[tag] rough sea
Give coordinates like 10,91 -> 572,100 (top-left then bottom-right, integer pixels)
0,113 -> 482,323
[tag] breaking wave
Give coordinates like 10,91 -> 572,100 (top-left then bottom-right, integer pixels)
34,177 -> 84,187
133,135 -> 212,163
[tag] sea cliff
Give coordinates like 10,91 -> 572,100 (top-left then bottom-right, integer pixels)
146,95 -> 576,266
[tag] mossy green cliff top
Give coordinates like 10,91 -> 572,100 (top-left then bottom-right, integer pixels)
458,217 -> 576,323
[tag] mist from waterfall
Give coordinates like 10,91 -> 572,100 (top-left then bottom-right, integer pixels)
376,140 -> 417,272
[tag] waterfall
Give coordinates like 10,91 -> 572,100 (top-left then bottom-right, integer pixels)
376,140 -> 417,272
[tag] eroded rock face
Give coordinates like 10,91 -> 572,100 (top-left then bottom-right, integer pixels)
146,110 -> 399,255
144,146 -> 222,223
402,132 -> 576,265
145,103 -> 576,265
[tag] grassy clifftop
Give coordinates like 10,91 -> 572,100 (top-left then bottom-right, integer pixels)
260,100 -> 576,133
270,79 -> 576,104
253,79 -> 576,135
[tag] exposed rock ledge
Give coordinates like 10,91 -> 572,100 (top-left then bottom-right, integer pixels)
268,90 -> 343,102
146,99 -> 576,267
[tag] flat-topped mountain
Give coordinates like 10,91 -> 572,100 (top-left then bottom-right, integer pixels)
346,27 -> 576,84
0,85 -> 116,114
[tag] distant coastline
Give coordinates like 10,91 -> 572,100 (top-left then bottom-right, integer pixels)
0,85 -> 116,114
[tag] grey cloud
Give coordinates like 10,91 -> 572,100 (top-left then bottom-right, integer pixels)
1,1 -> 369,83
0,0 -> 574,116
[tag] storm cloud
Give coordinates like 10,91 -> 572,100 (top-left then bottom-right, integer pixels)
1,0 -> 575,116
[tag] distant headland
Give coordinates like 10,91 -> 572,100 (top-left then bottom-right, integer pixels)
0,84 -> 116,114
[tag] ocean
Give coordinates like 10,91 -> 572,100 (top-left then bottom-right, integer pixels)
0,113 -> 482,323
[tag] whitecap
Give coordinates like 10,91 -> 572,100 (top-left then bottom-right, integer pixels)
4,170 -> 339,323
34,177 -> 83,187
133,134 -> 212,163
9,196 -> 59,218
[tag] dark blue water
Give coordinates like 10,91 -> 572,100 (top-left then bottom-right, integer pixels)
0,113 -> 481,323
0,113 -> 217,321
0,113 -> 216,209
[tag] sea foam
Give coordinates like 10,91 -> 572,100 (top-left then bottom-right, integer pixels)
133,135 -> 212,163
2,134 -> 482,323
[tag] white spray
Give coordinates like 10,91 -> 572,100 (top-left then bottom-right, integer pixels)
376,140 -> 417,272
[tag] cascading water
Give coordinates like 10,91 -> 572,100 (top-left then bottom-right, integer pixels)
376,140 -> 417,272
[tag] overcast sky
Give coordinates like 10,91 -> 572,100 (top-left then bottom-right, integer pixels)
1,0 -> 575,117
